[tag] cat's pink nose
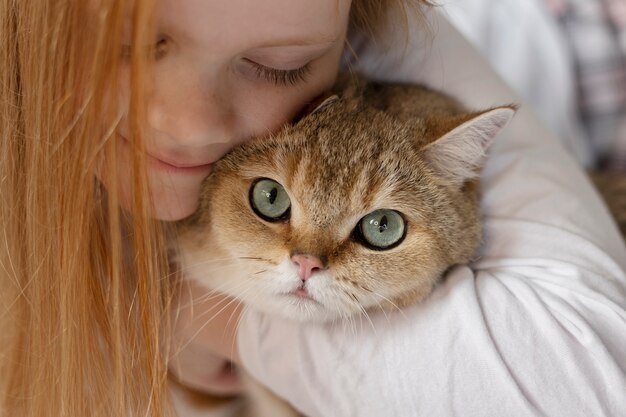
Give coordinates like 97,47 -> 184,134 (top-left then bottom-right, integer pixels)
291,254 -> 324,281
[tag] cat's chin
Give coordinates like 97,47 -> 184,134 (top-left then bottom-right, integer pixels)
248,294 -> 345,323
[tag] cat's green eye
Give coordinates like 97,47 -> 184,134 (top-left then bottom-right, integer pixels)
250,178 -> 291,221
357,209 -> 406,250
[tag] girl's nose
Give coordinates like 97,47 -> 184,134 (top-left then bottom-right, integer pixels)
291,254 -> 325,281
147,78 -> 235,148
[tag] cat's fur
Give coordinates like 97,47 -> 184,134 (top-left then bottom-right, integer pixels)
174,75 -> 515,415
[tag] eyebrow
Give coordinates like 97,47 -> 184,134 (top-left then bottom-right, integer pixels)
252,34 -> 341,49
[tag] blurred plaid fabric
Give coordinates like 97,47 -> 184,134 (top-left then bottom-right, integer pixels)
544,0 -> 626,170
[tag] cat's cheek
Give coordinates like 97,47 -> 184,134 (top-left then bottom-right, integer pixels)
385,283 -> 436,311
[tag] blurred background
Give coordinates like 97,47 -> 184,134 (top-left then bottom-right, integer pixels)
442,0 -> 625,170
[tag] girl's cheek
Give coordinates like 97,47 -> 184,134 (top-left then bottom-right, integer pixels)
241,47 -> 344,137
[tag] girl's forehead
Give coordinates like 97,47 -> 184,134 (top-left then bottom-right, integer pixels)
155,0 -> 351,51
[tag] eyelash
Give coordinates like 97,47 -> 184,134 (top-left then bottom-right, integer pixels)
246,60 -> 312,86
121,41 -> 311,87
121,38 -> 169,61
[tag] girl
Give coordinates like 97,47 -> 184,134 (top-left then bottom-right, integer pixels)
1,1 -> 625,417
0,1 -> 424,415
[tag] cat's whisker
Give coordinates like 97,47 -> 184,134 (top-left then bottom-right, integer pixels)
178,287 -> 230,310
225,291 -> 247,334
174,255 -> 277,280
229,304 -> 250,365
224,300 -> 255,362
173,254 -> 276,276
336,314 -> 346,337
306,298 -> 318,319
176,258 -> 242,273
344,313 -> 353,338
174,266 -> 268,308
186,280 -> 254,313
253,269 -> 267,275
173,285 -> 256,356
357,285 -> 392,325
346,291 -> 378,336
238,256 -> 272,262
333,288 -> 356,336
171,261 -> 243,283
358,305 -> 378,336
350,314 -> 359,339
238,256 -> 279,267
170,295 -> 233,357
336,289 -> 370,337
370,291 -> 408,321
175,279 -> 251,311
340,311 -> 357,341
355,312 -> 364,334
370,296 -> 392,326
172,255 -> 243,269
172,254 -> 240,264
205,286 -> 256,328
182,290 -> 239,311
172,282 -> 255,341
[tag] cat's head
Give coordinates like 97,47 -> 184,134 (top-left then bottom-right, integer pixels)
176,83 -> 515,322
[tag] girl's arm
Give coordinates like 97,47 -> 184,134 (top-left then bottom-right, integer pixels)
236,7 -> 626,417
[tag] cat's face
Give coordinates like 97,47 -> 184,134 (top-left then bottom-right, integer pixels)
176,88 -> 513,322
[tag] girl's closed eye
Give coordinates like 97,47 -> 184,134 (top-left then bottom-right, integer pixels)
121,37 -> 170,61
241,58 -> 312,86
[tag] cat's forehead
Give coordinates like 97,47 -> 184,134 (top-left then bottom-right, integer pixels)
223,105 -> 425,182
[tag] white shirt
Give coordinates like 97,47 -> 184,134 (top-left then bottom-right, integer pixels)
237,6 -> 626,417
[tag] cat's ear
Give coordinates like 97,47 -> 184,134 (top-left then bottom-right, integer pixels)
423,106 -> 516,187
294,94 -> 340,123
309,94 -> 340,115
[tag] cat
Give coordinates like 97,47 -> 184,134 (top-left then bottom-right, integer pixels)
173,74 -> 515,416
175,75 -> 515,323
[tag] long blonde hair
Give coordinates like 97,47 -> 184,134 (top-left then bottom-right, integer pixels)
0,0 -> 431,416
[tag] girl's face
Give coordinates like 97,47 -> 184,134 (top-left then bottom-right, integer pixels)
115,0 -> 352,221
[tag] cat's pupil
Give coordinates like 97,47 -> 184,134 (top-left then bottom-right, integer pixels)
267,188 -> 278,204
369,216 -> 389,233
379,215 -> 388,233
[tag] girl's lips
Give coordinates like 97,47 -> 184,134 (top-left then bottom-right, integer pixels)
147,153 -> 214,175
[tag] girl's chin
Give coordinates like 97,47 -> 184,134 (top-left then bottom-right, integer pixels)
151,192 -> 200,221
115,182 -> 202,221
201,361 -> 244,396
